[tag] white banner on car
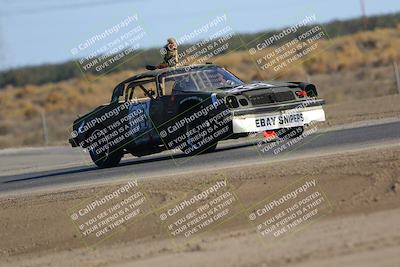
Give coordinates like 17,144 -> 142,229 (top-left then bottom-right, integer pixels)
232,106 -> 325,133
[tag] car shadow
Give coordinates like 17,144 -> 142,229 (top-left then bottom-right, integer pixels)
2,140 -> 258,184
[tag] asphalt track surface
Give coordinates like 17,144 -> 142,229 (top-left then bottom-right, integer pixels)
1,121 -> 399,195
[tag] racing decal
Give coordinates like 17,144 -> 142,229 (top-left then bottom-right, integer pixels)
255,113 -> 304,128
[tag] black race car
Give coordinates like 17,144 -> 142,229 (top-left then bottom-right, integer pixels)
69,64 -> 325,167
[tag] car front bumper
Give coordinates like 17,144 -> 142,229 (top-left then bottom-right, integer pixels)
231,100 -> 325,133
69,137 -> 79,147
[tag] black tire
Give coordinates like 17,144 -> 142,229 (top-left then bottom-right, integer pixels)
276,126 -> 304,140
86,128 -> 123,168
89,148 -> 123,168
202,142 -> 218,153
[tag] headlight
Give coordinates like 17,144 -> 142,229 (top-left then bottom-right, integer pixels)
239,98 -> 249,106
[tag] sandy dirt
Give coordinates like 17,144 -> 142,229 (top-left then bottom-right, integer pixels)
321,94 -> 400,128
1,143 -> 399,267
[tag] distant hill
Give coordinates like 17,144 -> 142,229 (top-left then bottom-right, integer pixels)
1,11 -> 400,89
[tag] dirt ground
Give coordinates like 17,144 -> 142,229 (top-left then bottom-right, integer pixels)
1,143 -> 399,267
321,94 -> 400,128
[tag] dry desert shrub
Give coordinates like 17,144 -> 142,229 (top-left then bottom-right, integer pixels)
1,27 -> 400,148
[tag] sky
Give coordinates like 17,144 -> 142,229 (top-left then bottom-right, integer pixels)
1,0 -> 400,71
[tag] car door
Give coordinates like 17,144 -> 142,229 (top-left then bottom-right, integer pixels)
147,74 -> 183,148
123,79 -> 157,146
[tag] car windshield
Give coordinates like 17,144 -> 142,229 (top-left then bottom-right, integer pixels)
160,66 -> 244,93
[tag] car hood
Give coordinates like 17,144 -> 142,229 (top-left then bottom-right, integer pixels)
221,81 -> 299,95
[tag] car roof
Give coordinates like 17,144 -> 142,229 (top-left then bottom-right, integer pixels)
119,63 -> 218,84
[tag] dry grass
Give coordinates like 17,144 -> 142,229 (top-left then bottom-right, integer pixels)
1,27 -> 400,148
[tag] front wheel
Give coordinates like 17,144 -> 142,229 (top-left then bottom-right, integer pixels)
182,117 -> 218,156
89,148 -> 123,168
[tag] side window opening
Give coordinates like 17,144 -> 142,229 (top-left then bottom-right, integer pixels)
157,66 -> 244,94
161,73 -> 201,94
161,78 -> 176,96
121,78 -> 157,102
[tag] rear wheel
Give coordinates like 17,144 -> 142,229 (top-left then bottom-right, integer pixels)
87,129 -> 123,168
89,148 -> 123,168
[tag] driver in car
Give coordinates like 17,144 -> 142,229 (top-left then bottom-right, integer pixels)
173,75 -> 197,91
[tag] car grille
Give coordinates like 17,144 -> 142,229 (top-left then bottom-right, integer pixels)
249,93 -> 274,105
274,91 -> 295,102
249,91 -> 295,105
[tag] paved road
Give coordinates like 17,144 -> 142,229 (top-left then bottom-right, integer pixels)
1,121 -> 400,195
